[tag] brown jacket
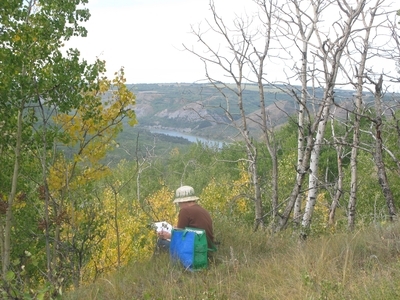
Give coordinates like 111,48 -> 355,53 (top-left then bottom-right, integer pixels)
177,203 -> 214,248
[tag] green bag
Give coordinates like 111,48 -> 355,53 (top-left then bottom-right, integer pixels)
170,227 -> 209,270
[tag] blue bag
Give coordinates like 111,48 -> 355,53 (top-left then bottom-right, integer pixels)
170,227 -> 208,270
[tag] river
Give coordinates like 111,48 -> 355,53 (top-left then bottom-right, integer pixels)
149,129 -> 224,148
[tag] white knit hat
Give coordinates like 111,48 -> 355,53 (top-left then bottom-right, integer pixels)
173,186 -> 199,203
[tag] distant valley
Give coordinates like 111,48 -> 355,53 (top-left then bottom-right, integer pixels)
127,83 -> 363,142
109,82 -> 397,161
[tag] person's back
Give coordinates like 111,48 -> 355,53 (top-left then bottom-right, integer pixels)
177,203 -> 214,248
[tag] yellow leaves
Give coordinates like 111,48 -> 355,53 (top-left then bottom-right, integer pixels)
145,186 -> 176,224
201,163 -> 252,219
73,167 -> 111,190
12,34 -> 21,42
170,147 -> 180,157
99,78 -> 111,93
48,153 -> 111,193
201,179 -> 227,213
47,67 -> 139,283
45,68 -> 143,284
50,68 -> 137,192
12,192 -> 26,210
83,184 -> 177,283
53,68 -> 136,151
308,191 -> 331,235
82,187 -> 154,282
48,157 -> 71,192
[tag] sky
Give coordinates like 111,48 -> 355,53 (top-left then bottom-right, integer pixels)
67,0 -> 225,84
66,0 -> 400,90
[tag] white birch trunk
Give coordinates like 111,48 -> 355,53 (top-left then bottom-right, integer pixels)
301,96 -> 332,229
301,0 -> 366,233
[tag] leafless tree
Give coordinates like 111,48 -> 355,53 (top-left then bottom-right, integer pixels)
300,0 -> 366,235
184,0 -> 399,234
328,112 -> 350,226
335,0 -> 398,229
341,0 -> 385,230
183,0 -> 283,230
271,0 -> 324,231
242,0 -> 279,223
368,74 -> 397,220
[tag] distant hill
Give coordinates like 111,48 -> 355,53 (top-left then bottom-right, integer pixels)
108,82 -> 400,162
126,83 -> 363,142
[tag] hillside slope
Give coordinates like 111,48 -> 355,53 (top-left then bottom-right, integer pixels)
129,83 -> 360,141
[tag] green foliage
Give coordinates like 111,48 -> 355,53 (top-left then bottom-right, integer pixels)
109,127 -> 192,163
0,1 -> 108,297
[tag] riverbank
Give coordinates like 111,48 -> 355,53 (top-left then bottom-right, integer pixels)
149,128 -> 224,148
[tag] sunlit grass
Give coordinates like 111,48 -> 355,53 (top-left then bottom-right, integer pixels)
64,219 -> 400,300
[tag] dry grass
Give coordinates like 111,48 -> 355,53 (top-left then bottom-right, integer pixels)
64,219 -> 400,300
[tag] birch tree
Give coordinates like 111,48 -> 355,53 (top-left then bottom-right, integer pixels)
285,0 -> 317,225
368,75 -> 397,220
272,0 -> 322,231
183,0 -> 276,230
328,114 -> 350,225
301,0 -> 366,235
272,0 -> 365,233
242,0 -> 279,224
184,0 -> 398,233
339,0 -> 385,230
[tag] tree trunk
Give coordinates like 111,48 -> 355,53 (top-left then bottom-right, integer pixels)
183,1 -> 265,230
328,115 -> 348,225
2,106 -> 23,278
291,0 -> 315,226
372,75 -> 396,220
301,0 -> 366,235
302,91 -> 333,230
347,1 -> 379,231
276,130 -> 315,231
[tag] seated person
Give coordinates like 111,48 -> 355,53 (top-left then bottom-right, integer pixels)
157,185 -> 215,251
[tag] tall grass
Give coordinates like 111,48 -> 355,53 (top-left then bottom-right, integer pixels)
64,218 -> 400,299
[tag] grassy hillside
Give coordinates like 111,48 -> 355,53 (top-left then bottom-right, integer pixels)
65,218 -> 400,300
